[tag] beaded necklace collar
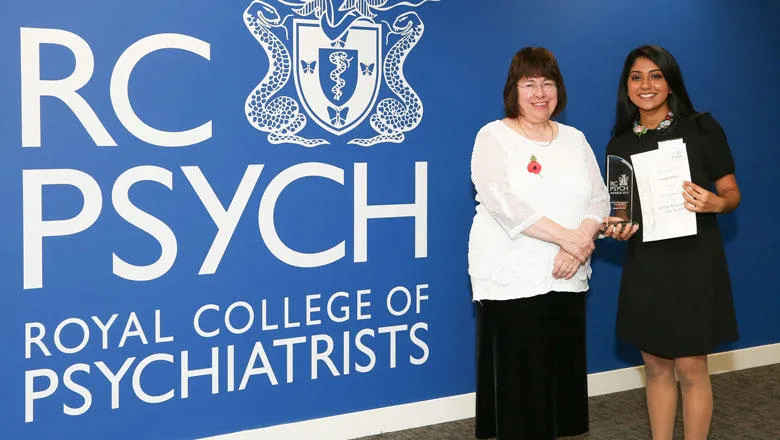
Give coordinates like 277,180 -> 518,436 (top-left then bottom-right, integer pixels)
633,111 -> 673,137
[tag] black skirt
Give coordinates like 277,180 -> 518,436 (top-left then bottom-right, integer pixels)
475,292 -> 589,440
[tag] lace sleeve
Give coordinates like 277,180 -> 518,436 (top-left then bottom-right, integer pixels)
471,127 -> 542,238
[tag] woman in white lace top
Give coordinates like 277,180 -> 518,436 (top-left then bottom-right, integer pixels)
470,47 -> 609,440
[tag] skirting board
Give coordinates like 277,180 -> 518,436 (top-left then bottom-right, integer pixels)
203,342 -> 780,440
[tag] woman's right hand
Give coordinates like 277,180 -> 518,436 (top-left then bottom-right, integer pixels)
602,217 -> 639,241
560,229 -> 595,263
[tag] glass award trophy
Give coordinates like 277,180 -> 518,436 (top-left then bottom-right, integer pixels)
606,155 -> 635,225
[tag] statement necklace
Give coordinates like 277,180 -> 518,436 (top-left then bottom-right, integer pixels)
633,111 -> 673,137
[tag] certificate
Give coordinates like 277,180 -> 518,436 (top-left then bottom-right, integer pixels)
631,139 -> 696,242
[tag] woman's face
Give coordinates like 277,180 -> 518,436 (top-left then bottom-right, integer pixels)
516,76 -> 557,123
627,57 -> 671,115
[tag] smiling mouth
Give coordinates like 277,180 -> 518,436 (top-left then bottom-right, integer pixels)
638,94 -> 656,98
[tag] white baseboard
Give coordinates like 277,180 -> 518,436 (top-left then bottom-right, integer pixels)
202,342 -> 780,440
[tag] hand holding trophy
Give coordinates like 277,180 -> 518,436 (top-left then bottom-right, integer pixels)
604,155 -> 639,239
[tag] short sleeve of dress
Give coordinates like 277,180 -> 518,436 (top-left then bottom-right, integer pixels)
697,113 -> 736,181
471,126 -> 543,238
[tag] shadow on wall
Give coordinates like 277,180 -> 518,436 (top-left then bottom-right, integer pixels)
719,212 -> 738,245
593,237 -> 626,268
593,238 -> 641,365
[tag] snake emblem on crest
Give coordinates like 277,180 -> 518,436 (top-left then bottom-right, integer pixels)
243,0 -> 438,147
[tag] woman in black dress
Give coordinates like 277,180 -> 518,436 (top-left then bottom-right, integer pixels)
603,45 -> 741,440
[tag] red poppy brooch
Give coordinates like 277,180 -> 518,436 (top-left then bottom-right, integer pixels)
527,155 -> 542,175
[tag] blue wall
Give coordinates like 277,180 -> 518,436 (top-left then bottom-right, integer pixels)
1,1 -> 777,438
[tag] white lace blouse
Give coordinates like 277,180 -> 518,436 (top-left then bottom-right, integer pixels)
468,120 -> 609,301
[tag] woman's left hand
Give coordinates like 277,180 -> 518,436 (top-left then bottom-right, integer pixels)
682,181 -> 725,213
552,248 -> 581,280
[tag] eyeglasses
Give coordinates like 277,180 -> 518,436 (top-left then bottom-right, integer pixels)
518,81 -> 556,93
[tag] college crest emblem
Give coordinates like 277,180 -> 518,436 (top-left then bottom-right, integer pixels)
243,0 -> 437,147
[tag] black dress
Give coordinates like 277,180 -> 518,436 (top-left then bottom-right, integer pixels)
607,113 -> 739,358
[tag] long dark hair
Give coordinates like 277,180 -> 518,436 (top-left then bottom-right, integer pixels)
612,45 -> 696,136
503,47 -> 567,119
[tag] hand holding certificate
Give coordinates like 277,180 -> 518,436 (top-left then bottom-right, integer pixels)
631,138 -> 696,242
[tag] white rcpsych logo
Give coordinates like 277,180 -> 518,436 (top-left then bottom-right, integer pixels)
609,173 -> 630,193
243,0 -> 437,147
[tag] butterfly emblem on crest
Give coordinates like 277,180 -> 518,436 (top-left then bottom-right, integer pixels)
328,106 -> 349,126
243,0 -> 439,147
360,62 -> 374,76
301,60 -> 317,74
